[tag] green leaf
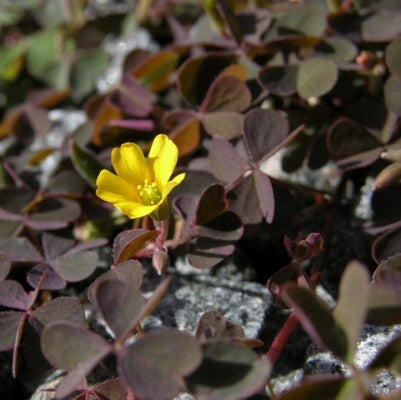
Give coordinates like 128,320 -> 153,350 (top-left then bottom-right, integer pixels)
26,29 -> 62,79
362,12 -> 401,42
258,65 -> 298,97
277,4 -> 326,37
333,261 -> 370,364
71,49 -> 110,100
0,44 -> 26,81
385,76 -> 401,116
42,61 -> 70,91
297,58 -> 337,99
70,141 -> 105,188
313,37 -> 357,63
386,37 -> 401,79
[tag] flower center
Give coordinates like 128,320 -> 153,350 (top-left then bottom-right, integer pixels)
137,179 -> 162,206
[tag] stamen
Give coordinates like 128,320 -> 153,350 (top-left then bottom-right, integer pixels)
138,179 -> 162,206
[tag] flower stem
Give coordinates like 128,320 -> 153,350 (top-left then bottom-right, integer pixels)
266,312 -> 298,366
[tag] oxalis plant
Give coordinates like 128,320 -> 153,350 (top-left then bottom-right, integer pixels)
1,0 -> 401,399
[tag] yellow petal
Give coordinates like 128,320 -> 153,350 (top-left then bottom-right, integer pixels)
148,134 -> 178,185
161,172 -> 186,198
112,143 -> 150,186
115,200 -> 159,219
96,169 -> 139,204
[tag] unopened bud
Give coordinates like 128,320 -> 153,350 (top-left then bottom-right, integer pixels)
152,249 -> 169,275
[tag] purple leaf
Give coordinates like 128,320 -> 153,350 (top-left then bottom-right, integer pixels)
0,208 -> 22,222
113,228 -> 159,265
27,198 -> 81,230
189,212 -> 243,269
333,261 -> 370,364
108,118 -> 155,131
41,323 -> 110,370
196,184 -> 228,226
209,137 -> 249,183
228,174 -> 263,225
253,170 -> 275,223
41,232 -> 75,260
34,297 -> 86,327
0,253 -> 11,281
93,378 -> 127,400
0,311 -> 25,351
373,256 -> 401,292
0,187 -> 35,214
0,237 -> 43,263
327,118 -> 382,170
109,74 -> 153,117
173,194 -> 198,237
201,74 -> 251,113
87,260 -> 144,305
0,280 -> 31,310
27,263 -> 66,291
281,285 -> 348,360
118,330 -> 202,400
186,341 -> 271,400
372,224 -> 401,262
65,238 -> 108,255
202,111 -> 244,139
55,358 -> 107,399
24,317 -> 53,373
243,108 -> 289,162
195,310 -> 245,342
189,238 -> 235,270
94,280 -> 145,339
50,251 -> 98,282
367,284 -> 401,325
177,53 -> 237,106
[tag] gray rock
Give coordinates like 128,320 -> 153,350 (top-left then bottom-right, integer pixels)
268,323 -> 401,397
29,376 -> 62,400
143,257 -> 273,339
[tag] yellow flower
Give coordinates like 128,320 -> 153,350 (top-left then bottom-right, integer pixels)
96,134 -> 185,220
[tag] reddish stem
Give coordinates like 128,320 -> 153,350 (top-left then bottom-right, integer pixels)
266,312 -> 299,366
